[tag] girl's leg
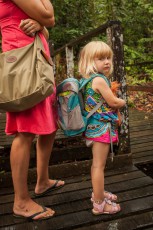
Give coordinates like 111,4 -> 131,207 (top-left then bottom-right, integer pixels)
91,141 -> 120,213
11,133 -> 54,219
91,142 -> 117,200
91,142 -> 109,201
35,132 -> 64,194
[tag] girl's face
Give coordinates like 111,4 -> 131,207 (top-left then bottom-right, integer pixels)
94,56 -> 112,77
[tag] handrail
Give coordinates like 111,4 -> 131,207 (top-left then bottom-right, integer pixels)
54,20 -> 120,55
127,85 -> 153,93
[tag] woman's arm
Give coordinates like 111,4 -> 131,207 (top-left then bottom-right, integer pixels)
11,0 -> 55,27
92,77 -> 126,109
20,19 -> 49,40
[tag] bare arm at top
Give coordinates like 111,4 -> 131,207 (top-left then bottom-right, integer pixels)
11,0 -> 55,27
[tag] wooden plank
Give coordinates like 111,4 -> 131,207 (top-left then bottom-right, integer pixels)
133,155 -> 153,164
130,124 -> 153,132
131,141 -> 153,148
0,165 -> 138,196
130,130 -> 153,138
1,181 -> 153,214
131,145 -> 153,153
0,152 -> 132,189
74,211 -> 153,230
130,136 -> 153,145
131,144 -> 153,153
1,195 -> 153,229
132,150 -> 153,159
0,108 -> 153,229
0,168 -> 144,204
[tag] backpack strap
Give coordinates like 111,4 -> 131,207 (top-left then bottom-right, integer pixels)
79,73 -> 110,90
86,101 -> 103,119
79,73 -> 109,118
90,73 -> 111,87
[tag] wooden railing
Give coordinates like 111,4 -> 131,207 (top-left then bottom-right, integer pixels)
127,61 -> 153,93
53,20 -> 131,155
128,85 -> 153,93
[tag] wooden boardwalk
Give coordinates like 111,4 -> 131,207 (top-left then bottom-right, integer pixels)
0,108 -> 153,229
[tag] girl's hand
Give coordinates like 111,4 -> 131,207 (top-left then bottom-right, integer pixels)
19,19 -> 43,37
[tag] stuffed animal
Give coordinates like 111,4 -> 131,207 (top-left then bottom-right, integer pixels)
111,81 -> 122,126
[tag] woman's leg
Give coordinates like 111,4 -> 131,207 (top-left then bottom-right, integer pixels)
35,132 -> 64,194
11,133 -> 54,219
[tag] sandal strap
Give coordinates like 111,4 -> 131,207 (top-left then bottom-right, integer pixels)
93,198 -> 107,212
93,198 -> 120,214
105,199 -> 120,213
91,191 -> 117,202
28,206 -> 47,219
104,191 -> 117,200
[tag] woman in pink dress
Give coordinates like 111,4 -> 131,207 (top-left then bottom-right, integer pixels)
0,0 -> 64,220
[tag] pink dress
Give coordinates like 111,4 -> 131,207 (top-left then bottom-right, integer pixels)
0,0 -> 58,135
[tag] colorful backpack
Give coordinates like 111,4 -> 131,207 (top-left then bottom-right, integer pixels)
56,74 -> 103,137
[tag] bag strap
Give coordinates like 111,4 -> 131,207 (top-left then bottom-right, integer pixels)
35,34 -> 54,66
90,73 -> 111,87
86,100 -> 103,119
79,73 -> 110,91
80,73 -> 108,118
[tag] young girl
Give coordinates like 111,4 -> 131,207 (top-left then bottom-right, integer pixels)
78,41 -> 126,215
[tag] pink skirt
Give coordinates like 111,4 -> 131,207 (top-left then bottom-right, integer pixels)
85,130 -> 119,144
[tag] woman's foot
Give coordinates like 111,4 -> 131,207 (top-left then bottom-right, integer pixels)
13,198 -> 55,220
34,179 -> 65,197
92,198 -> 121,215
91,191 -> 117,202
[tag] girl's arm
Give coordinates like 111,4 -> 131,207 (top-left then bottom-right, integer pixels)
92,77 -> 126,109
11,0 -> 55,27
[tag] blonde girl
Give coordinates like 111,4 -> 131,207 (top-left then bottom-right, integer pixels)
78,41 -> 125,215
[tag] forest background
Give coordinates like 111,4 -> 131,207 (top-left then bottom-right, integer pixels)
50,0 -> 153,113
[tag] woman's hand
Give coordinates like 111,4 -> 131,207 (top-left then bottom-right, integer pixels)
19,19 -> 49,40
19,19 -> 44,37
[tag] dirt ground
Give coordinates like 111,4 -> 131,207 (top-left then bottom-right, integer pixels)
128,83 -> 153,113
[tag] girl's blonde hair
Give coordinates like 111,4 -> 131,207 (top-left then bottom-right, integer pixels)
78,41 -> 113,78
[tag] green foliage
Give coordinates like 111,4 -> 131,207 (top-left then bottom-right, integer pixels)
51,0 -> 94,49
128,97 -> 135,108
50,0 -> 153,83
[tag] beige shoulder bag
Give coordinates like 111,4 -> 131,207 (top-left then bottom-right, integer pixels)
0,34 -> 54,112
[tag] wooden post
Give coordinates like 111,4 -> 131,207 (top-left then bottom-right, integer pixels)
66,46 -> 74,77
107,22 -> 131,154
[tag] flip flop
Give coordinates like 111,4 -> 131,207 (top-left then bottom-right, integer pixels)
13,206 -> 54,221
34,180 -> 64,197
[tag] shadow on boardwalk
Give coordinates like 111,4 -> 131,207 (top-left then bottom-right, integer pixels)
0,108 -> 153,229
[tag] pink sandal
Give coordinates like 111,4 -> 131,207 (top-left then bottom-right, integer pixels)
92,198 -> 121,215
104,191 -> 117,201
91,191 -> 117,202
